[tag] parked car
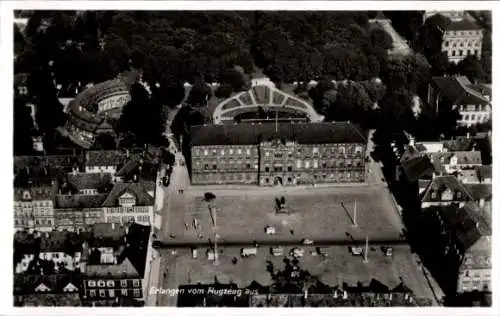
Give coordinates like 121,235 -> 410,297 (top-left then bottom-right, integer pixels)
271,247 -> 284,256
241,247 -> 258,257
383,247 -> 393,257
349,246 -> 363,256
290,247 -> 304,258
302,239 -> 314,245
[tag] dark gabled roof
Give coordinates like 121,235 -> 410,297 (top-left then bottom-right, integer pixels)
101,182 -> 154,207
85,150 -> 124,166
421,175 -> 473,203
428,151 -> 482,174
90,222 -> 126,239
14,273 -> 83,295
14,293 -> 82,307
475,165 -> 492,180
445,19 -> 482,31
14,73 -> 29,86
432,76 -> 490,106
55,193 -> 108,209
190,122 -> 367,146
400,147 -> 435,182
443,138 -> 474,152
438,203 -> 491,252
463,183 -> 492,201
86,257 -> 139,279
66,173 -> 113,191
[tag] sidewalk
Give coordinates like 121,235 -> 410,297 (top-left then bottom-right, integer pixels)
146,249 -> 161,306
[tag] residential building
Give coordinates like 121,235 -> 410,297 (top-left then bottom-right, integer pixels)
82,223 -> 152,306
430,14 -> 483,63
14,183 -> 57,232
13,274 -> 83,307
13,222 -> 153,306
101,183 -> 155,226
428,151 -> 482,175
438,204 -> 491,293
428,76 -> 491,127
189,122 -> 367,186
420,175 -> 473,209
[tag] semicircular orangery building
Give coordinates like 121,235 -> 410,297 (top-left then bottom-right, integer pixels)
64,71 -> 140,148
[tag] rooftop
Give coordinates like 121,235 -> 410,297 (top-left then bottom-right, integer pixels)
66,173 -> 113,192
14,293 -> 82,307
420,175 -> 473,203
428,151 -> 482,174
55,193 -> 108,209
462,183 -> 492,201
444,19 -> 482,31
14,273 -> 83,295
438,204 -> 491,252
432,76 -> 490,106
190,122 -> 367,146
86,257 -> 139,279
101,182 -> 154,207
14,184 -> 57,202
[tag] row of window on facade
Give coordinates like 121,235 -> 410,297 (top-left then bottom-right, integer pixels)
447,49 -> 479,57
88,279 -> 140,288
89,288 -> 141,298
197,159 -> 363,171
444,40 -> 481,48
106,215 -> 150,223
446,30 -> 481,37
16,201 -> 53,208
261,171 -> 364,184
461,113 -> 489,123
461,279 -> 490,292
14,219 -> 54,226
459,104 -> 490,112
194,146 -> 363,157
106,206 -> 149,214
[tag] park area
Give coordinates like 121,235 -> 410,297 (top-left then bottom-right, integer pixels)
161,244 -> 436,304
166,186 -> 404,243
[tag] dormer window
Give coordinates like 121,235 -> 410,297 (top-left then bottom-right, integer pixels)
22,191 -> 31,200
119,192 -> 136,207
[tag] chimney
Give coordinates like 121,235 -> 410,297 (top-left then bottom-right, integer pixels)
432,172 -> 436,179
179,135 -> 184,152
466,132 -> 470,139
479,198 -> 485,208
333,290 -> 338,299
476,222 -> 480,229
409,136 -> 415,147
343,290 -> 348,300
126,149 -> 129,158
112,223 -> 116,230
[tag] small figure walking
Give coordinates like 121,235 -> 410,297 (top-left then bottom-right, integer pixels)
184,222 -> 189,231
290,229 -> 295,235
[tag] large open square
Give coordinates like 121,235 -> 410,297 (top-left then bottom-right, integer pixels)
158,244 -> 437,305
165,185 -> 404,243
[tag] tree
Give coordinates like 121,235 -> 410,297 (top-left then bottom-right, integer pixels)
370,28 -> 393,50
14,93 -> 35,155
93,132 -> 117,150
220,66 -> 250,92
119,83 -> 165,146
215,83 -> 234,98
186,78 -> 212,107
457,55 -> 487,83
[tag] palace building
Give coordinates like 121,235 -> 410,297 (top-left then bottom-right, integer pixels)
189,122 -> 367,186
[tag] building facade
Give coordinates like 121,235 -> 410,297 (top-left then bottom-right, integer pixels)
438,19 -> 483,64
428,76 -> 491,127
190,122 -> 367,186
14,185 -> 57,232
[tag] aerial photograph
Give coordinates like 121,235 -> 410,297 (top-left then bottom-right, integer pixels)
12,9 -> 492,307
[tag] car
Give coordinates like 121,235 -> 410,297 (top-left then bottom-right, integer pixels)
271,247 -> 284,256
302,239 -> 314,245
290,247 -> 304,258
384,247 -> 393,257
349,246 -> 363,256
